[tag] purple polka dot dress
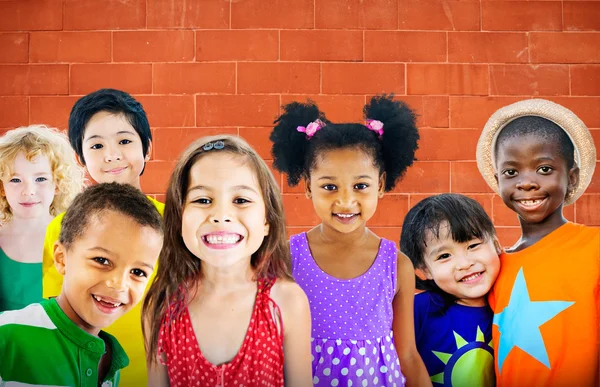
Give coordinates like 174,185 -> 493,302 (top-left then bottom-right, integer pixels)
290,233 -> 406,387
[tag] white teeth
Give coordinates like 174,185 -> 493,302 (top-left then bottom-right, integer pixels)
519,199 -> 543,206
93,295 -> 122,307
336,214 -> 355,218
461,272 -> 482,282
205,235 -> 241,244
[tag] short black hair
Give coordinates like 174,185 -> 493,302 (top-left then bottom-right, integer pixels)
495,116 -> 575,169
400,194 -> 496,304
270,95 -> 419,191
68,88 -> 152,165
59,182 -> 163,249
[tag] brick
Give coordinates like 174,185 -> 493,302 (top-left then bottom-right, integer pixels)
369,195 -> 409,227
576,194 -> 600,226
140,161 -> 175,194
0,97 -> 27,128
0,65 -> 68,95
30,32 -> 110,63
451,162 -> 495,193
286,226 -> 312,236
232,0 -> 313,29
322,63 -> 405,94
0,33 -> 28,63
153,127 -> 238,161
571,65 -> 600,96
492,195 -> 575,227
546,97 -> 600,128
392,161 -> 450,194
564,2 -> 600,31
282,177 -> 306,194
283,194 -> 320,226
365,32 -> 446,62
370,228 -> 402,246
153,194 -> 166,204
482,1 -> 562,31
587,162 -> 600,194
399,0 -> 480,31
489,65 -> 569,96
315,0 -> 398,29
153,63 -> 235,94
450,96 -> 521,129
29,96 -> 80,130
239,127 -> 274,160
281,95 -> 366,123
196,95 -> 280,127
238,63 -> 320,94
70,64 -> 152,95
280,30 -> 363,62
113,31 -> 194,62
0,0 -> 62,31
196,30 -> 278,61
592,130 -> 600,156
265,160 -> 283,191
530,33 -> 600,64
416,129 -> 480,161
495,227 -> 521,248
64,0 -> 145,30
399,96 -> 450,128
448,32 -> 529,63
147,0 -> 228,28
135,96 -> 195,128
407,64 -> 489,96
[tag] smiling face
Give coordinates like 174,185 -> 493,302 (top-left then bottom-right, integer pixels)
81,111 -> 150,189
181,152 -> 270,270
1,152 -> 56,220
307,147 -> 384,234
54,210 -> 163,336
495,133 -> 578,227
422,222 -> 500,306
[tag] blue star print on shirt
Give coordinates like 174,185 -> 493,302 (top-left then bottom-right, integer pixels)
493,268 -> 574,372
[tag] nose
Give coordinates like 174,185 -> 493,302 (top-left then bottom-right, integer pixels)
455,253 -> 475,271
21,179 -> 35,196
515,172 -> 540,191
104,144 -> 122,163
209,201 -> 233,223
335,187 -> 356,207
106,269 -> 128,292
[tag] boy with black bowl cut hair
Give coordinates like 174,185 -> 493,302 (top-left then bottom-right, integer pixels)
0,183 -> 163,386
476,99 -> 599,387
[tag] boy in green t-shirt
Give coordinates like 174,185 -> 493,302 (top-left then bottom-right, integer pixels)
0,183 -> 163,386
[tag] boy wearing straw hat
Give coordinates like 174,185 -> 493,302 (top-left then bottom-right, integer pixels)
476,99 -> 599,386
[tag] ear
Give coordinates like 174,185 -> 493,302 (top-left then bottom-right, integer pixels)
415,266 -> 432,281
145,140 -> 153,161
494,172 -> 499,185
567,165 -> 580,196
493,237 -> 503,255
264,220 -> 270,236
75,153 -> 85,167
304,177 -> 312,199
378,172 -> 386,198
53,242 -> 68,276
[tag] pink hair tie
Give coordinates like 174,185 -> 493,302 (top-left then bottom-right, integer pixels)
297,119 -> 326,139
366,119 -> 384,138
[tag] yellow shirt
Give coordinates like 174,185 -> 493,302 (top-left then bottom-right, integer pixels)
42,196 -> 164,387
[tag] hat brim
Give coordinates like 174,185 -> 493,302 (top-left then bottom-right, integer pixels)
476,99 -> 596,206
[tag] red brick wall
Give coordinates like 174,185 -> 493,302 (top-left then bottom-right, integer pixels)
1,0 -> 599,246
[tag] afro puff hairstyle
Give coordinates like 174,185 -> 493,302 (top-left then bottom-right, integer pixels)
270,95 -> 419,191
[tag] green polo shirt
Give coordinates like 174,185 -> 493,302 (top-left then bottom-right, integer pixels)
0,298 -> 129,386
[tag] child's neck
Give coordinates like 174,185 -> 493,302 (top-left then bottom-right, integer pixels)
514,205 -> 568,252
200,259 -> 256,295
2,214 -> 53,234
315,223 -> 372,248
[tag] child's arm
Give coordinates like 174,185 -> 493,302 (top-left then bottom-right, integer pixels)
392,252 -> 432,387
143,316 -> 170,387
273,280 -> 312,387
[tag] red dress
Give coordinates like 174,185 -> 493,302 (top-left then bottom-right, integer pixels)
158,278 -> 285,387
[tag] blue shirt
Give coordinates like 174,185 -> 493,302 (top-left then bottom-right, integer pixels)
414,292 -> 495,387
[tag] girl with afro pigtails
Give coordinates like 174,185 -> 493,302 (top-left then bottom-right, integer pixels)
270,95 -> 431,387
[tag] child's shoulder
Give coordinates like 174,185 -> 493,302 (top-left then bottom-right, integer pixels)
0,301 -> 56,341
270,278 -> 308,307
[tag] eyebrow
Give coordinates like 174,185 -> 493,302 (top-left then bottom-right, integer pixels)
84,130 -> 137,142
317,175 -> 374,181
428,244 -> 451,257
136,261 -> 155,271
187,184 -> 259,195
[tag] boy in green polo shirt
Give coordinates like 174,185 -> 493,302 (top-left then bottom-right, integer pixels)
0,183 -> 163,386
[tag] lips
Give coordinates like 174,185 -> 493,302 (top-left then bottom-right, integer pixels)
92,294 -> 126,314
104,166 -> 127,175
19,202 -> 40,207
202,232 -> 243,249
459,271 -> 484,283
333,213 -> 359,224
514,197 -> 547,211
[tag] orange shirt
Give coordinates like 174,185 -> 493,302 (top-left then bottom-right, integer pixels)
489,223 -> 600,387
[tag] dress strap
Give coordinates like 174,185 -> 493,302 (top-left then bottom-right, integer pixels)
258,278 -> 284,340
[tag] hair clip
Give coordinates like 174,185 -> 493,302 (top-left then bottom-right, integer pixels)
366,119 -> 384,138
297,119 -> 326,139
202,140 -> 225,151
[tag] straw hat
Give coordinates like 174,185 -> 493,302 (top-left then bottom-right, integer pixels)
476,99 -> 596,205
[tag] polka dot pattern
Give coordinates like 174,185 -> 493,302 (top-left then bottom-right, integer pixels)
290,233 -> 406,386
157,278 -> 284,386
